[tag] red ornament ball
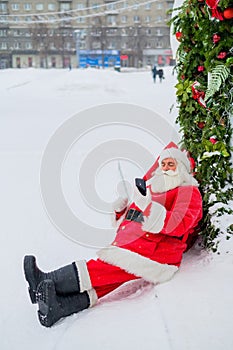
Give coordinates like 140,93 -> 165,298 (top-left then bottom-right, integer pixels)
213,34 -> 221,44
217,52 -> 227,59
209,137 -> 217,144
197,121 -> 205,129
197,66 -> 204,72
223,7 -> 233,19
175,32 -> 183,41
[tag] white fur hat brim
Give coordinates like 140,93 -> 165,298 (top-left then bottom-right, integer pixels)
159,147 -> 191,173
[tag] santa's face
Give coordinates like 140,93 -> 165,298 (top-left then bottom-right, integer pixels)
148,158 -> 181,193
160,158 -> 177,172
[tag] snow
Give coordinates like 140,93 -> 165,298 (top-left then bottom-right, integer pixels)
1,66 -> 233,350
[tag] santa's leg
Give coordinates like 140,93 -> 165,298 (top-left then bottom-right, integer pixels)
86,258 -> 140,298
35,258 -> 139,327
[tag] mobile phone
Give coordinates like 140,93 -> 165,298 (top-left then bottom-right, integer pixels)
135,178 -> 147,196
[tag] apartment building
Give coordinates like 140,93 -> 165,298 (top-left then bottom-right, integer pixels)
0,0 -> 174,68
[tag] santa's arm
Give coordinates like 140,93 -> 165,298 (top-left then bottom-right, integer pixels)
160,187 -> 202,238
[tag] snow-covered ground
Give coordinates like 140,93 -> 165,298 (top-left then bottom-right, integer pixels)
1,67 -> 233,350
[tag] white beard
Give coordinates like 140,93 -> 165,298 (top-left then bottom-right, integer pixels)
147,162 -> 199,193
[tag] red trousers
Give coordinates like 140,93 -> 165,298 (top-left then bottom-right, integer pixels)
87,259 -> 139,299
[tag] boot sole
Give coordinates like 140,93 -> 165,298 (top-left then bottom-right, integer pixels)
37,280 -> 57,328
23,255 -> 37,304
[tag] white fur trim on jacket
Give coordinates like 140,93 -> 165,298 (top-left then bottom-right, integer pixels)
87,288 -> 98,307
97,245 -> 178,284
75,260 -> 92,293
133,186 -> 151,211
142,202 -> 166,234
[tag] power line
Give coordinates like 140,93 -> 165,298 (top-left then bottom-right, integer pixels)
0,0 -> 159,25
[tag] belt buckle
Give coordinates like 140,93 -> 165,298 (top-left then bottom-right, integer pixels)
126,209 -> 135,221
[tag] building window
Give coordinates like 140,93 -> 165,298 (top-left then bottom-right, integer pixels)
0,29 -> 7,36
133,16 -> 140,23
92,41 -> 101,49
13,29 -> 21,36
156,41 -> 163,48
13,42 -> 22,49
145,16 -> 151,23
107,3 -> 116,11
107,15 -> 116,25
60,3 -> 71,11
107,29 -> 117,36
92,3 -> 99,10
145,3 -> 151,10
121,28 -> 127,36
146,28 -> 152,35
49,42 -> 56,49
121,15 -> 127,23
77,17 -> 86,23
0,42 -> 7,49
48,3 -> 56,11
36,3 -> 44,11
157,3 -> 163,10
12,3 -> 20,11
24,3 -> 32,11
108,41 -> 116,49
64,42 -> 72,50
0,16 -> 7,23
156,29 -> 163,36
0,3 -> 7,11
80,41 -> 86,49
25,42 -> 32,49
156,16 -> 163,22
77,3 -> 84,10
80,29 -> 86,37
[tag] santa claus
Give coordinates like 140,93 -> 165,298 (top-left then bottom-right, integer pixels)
23,143 -> 203,327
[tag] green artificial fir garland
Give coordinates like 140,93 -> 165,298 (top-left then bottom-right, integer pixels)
169,0 -> 233,251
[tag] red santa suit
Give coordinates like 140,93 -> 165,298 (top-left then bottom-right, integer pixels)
75,144 -> 203,305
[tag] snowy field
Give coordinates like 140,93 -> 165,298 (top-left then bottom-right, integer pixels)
1,66 -> 233,350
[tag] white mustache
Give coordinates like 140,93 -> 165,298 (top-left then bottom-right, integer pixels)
162,169 -> 179,177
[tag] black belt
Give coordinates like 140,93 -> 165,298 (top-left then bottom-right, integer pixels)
125,209 -> 144,223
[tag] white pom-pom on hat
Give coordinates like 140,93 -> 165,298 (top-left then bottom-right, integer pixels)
158,147 -> 191,173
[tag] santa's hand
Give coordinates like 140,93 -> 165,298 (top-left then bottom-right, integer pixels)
133,185 -> 151,211
112,197 -> 128,213
142,202 -> 166,233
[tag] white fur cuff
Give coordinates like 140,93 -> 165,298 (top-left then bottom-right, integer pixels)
142,202 -> 166,233
75,260 -> 92,293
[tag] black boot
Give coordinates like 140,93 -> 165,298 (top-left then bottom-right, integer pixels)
36,279 -> 90,327
23,255 -> 80,304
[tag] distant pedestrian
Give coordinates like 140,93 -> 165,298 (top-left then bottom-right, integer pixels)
152,65 -> 157,83
158,69 -> 164,83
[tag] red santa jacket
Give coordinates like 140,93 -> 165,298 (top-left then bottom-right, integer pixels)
97,185 -> 202,285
